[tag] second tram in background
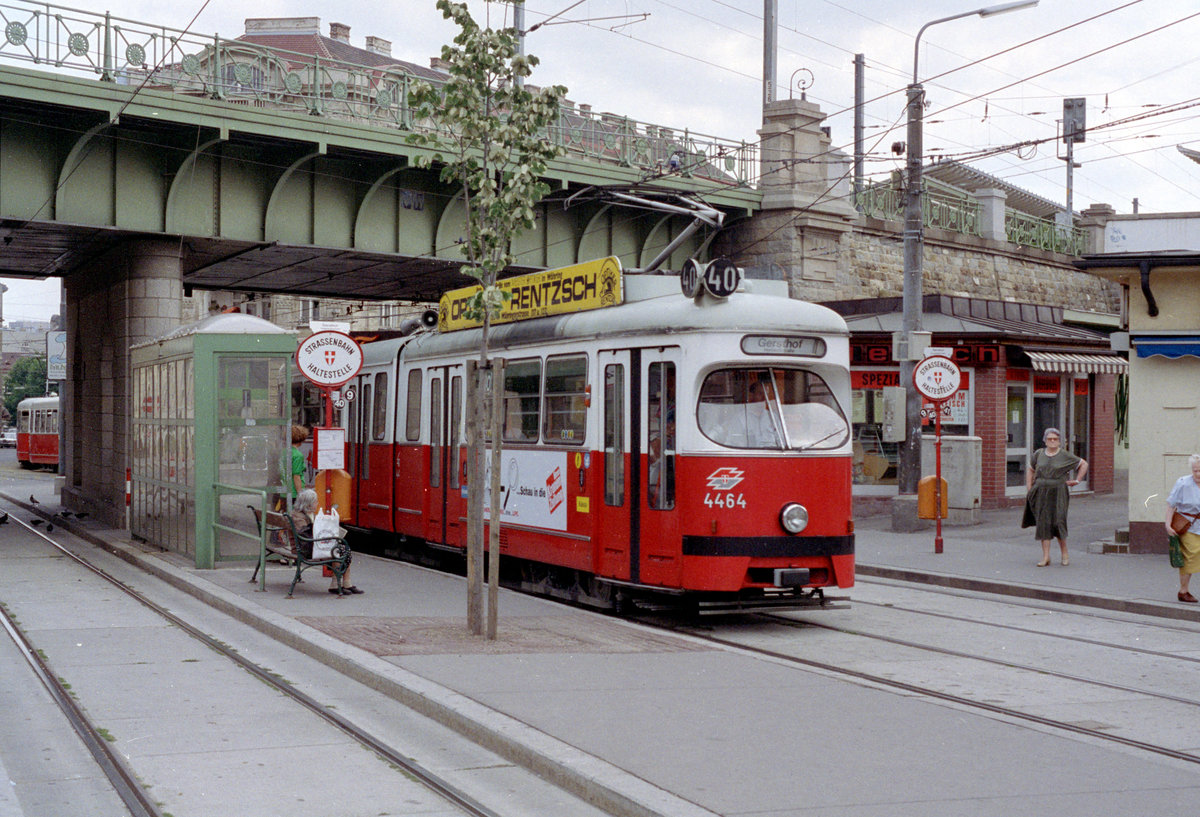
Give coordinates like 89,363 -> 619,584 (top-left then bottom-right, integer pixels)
16,395 -> 59,471
341,258 -> 855,613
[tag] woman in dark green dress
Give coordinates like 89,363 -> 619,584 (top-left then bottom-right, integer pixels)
1022,428 -> 1088,566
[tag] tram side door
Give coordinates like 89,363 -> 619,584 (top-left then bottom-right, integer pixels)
355,371 -> 394,531
425,366 -> 465,548
639,348 -> 682,587
596,350 -> 632,580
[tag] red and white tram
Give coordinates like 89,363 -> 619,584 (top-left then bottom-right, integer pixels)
16,395 -> 59,470
343,271 -> 854,611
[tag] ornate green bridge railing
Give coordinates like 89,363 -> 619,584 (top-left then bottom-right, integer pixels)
0,0 -> 758,186
1005,209 -> 1087,255
855,177 -> 1086,256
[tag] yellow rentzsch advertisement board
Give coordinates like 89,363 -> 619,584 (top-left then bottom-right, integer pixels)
438,257 -> 623,332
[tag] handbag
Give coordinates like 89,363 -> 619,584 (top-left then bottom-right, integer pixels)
1169,534 -> 1185,568
1170,509 -> 1197,536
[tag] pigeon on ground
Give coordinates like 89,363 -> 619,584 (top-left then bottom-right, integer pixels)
30,518 -> 43,526
45,523 -> 53,532
29,495 -> 39,504
0,512 -> 8,524
74,512 -> 89,519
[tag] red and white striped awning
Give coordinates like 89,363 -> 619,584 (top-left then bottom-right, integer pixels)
1026,351 -> 1127,375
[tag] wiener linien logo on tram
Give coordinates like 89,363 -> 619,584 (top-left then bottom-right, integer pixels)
706,467 -> 745,491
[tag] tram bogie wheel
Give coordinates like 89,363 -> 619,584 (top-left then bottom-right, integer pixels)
613,590 -> 636,617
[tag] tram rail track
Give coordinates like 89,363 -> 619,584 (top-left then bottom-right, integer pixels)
857,575 -> 1200,637
1,585 -> 158,817
638,599 -> 1200,767
760,612 -> 1200,709
0,508 -> 522,817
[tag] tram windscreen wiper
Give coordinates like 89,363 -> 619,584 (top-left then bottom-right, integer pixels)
794,428 -> 848,451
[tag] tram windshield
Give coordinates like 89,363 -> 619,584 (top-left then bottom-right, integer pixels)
698,368 -> 848,451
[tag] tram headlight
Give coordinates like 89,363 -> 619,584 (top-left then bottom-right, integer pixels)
779,503 -> 809,534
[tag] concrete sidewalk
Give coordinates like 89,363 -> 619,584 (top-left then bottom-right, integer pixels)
855,476 -> 1194,620
3,471 -> 1198,816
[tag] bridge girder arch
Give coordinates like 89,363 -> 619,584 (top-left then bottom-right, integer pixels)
0,65 -> 758,297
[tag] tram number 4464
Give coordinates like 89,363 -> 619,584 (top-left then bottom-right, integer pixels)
705,492 -> 747,509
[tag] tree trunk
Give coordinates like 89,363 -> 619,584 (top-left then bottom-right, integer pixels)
465,358 -> 483,634
487,358 -> 505,639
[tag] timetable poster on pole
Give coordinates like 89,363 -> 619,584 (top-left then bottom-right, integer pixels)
314,427 -> 346,472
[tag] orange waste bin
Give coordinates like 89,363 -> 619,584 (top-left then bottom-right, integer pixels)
917,475 -> 948,519
314,469 -> 351,517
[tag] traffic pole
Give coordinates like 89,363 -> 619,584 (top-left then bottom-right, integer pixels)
934,403 -> 943,554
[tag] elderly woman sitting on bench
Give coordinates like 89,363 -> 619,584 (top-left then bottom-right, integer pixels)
290,489 -> 363,595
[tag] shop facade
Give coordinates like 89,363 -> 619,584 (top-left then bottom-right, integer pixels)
826,295 -> 1124,514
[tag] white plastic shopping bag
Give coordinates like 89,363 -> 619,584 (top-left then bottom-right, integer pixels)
311,507 -> 340,559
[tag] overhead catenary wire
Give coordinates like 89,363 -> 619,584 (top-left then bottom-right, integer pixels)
607,0 -> 1200,215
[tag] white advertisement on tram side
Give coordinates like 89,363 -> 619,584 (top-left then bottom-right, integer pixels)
481,449 -> 568,531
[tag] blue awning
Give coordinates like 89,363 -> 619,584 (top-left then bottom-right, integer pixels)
1133,336 -> 1200,359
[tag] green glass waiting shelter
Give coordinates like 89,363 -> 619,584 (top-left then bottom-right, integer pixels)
130,313 -> 296,568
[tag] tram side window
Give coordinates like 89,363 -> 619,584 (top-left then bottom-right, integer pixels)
405,370 -> 422,441
347,386 -> 360,478
698,368 -> 848,450
18,410 -> 30,434
543,355 -> 587,445
34,408 -> 57,435
430,378 -> 442,487
647,362 -> 675,510
372,373 -> 388,441
502,358 -> 541,443
604,364 -> 625,506
450,375 -> 462,489
360,384 -> 372,479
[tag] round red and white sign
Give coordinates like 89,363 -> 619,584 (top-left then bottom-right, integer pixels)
296,331 -> 363,388
913,355 -> 961,402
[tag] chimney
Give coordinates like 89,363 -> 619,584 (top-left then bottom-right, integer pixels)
365,36 -> 391,56
430,57 -> 450,72
329,22 -> 350,42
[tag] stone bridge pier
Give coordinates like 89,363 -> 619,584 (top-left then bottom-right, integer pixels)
62,240 -> 183,527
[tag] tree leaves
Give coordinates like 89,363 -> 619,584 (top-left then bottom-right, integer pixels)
2,355 -> 49,421
407,0 -> 567,322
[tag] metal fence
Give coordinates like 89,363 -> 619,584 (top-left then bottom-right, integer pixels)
0,0 -> 758,186
855,176 -> 1086,256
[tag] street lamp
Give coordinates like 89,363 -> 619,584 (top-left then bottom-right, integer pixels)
897,1 -> 1038,513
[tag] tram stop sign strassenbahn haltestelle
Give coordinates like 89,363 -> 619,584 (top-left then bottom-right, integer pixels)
296,331 -> 364,388
912,354 -> 961,402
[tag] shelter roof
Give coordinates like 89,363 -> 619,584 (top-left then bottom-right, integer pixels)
922,160 -> 1065,220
